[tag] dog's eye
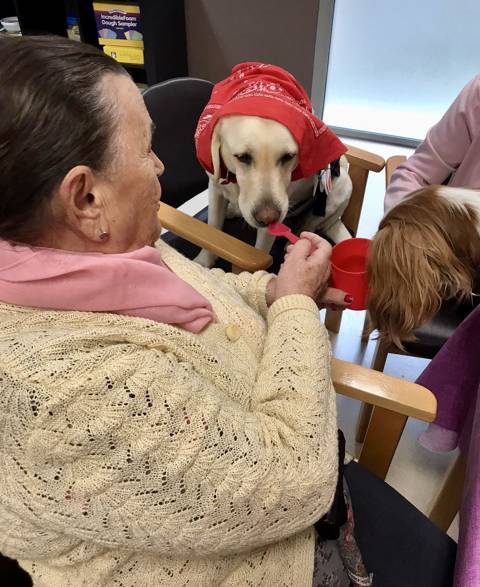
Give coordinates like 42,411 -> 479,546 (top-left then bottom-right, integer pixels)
279,153 -> 295,165
234,153 -> 253,165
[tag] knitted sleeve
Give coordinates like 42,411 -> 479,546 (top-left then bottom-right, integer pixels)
22,296 -> 337,558
209,268 -> 275,318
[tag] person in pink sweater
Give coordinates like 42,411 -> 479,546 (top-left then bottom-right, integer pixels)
385,75 -> 480,212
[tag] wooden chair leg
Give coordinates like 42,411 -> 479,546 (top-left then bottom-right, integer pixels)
371,338 -> 389,371
354,340 -> 390,444
361,312 -> 370,341
428,453 -> 466,532
355,403 -> 374,443
358,406 -> 407,480
325,309 -> 342,333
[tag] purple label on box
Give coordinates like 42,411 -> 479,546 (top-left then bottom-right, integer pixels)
94,5 -> 143,42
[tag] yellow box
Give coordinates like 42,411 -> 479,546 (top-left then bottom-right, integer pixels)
103,45 -> 144,65
94,2 -> 143,48
98,38 -> 143,49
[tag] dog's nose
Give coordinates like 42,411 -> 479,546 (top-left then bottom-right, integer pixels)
253,205 -> 281,227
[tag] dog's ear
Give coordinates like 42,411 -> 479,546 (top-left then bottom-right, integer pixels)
210,123 -> 222,183
367,189 -> 480,348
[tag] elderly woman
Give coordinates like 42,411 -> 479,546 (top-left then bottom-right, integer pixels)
0,36 -> 361,586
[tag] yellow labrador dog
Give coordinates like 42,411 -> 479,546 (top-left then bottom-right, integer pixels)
195,115 -> 352,268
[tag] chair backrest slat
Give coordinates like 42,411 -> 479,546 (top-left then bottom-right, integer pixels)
343,164 -> 369,235
340,146 -> 385,236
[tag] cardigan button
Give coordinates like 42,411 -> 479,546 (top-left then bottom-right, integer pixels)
225,324 -> 241,342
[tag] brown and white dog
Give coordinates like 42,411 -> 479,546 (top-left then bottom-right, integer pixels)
367,185 -> 480,347
194,115 -> 352,268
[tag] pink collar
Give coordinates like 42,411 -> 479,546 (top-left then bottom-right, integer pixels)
0,240 -> 214,333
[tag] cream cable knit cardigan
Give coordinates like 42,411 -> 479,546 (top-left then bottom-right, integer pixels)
0,242 -> 338,587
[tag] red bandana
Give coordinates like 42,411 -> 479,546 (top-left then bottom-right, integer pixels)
195,62 -> 346,181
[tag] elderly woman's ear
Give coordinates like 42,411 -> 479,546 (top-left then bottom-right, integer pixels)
46,165 -> 111,248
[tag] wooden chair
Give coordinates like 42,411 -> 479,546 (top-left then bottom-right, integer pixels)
428,453 -> 466,532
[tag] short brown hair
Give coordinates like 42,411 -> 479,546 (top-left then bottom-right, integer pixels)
0,35 -> 127,243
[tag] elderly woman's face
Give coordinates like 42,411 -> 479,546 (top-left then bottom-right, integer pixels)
97,74 -> 164,251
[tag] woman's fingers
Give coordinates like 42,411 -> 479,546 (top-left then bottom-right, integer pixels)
318,287 -> 353,309
278,234 -> 353,309
306,238 -> 332,276
285,234 -> 330,260
283,236 -> 332,291
299,231 -> 325,247
286,238 -> 313,260
300,232 -> 332,261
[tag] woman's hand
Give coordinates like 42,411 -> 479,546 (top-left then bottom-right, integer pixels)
265,232 -> 352,310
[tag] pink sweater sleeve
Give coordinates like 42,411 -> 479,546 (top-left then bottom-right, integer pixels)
384,76 -> 480,212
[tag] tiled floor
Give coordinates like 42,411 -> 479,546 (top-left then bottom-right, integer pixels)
178,138 -> 459,540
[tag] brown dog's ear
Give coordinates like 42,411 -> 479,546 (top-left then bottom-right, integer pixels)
367,189 -> 480,348
210,122 -> 222,183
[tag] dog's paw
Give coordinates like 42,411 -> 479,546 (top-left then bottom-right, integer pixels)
194,249 -> 217,268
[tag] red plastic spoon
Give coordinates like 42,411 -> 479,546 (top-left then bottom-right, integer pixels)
267,222 -> 300,244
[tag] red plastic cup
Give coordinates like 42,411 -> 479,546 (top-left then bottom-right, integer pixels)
331,238 -> 371,311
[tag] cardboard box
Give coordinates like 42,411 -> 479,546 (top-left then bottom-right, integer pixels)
93,3 -> 143,48
102,44 -> 144,65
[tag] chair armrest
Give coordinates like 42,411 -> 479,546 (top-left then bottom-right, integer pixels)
331,358 -> 436,422
385,155 -> 407,187
158,202 -> 272,272
345,144 -> 385,173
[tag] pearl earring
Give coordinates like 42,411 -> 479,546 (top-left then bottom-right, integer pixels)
99,230 -> 109,241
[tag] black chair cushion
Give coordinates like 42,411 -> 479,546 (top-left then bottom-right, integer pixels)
143,78 -> 213,208
345,461 -> 456,587
403,291 -> 480,360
